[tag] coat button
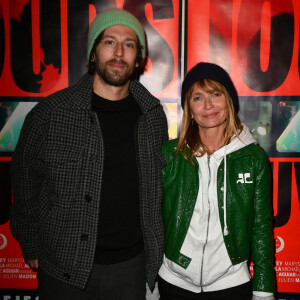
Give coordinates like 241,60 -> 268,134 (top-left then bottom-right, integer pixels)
81,234 -> 89,241
227,244 -> 231,248
221,168 -> 223,171
63,272 -> 71,280
232,257 -> 235,260
238,256 -> 241,259
90,155 -> 98,162
221,187 -> 224,191
85,195 -> 92,202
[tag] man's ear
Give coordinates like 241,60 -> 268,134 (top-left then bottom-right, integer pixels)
135,62 -> 139,68
91,53 -> 95,62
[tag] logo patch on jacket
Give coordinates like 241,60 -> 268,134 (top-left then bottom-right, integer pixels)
236,173 -> 253,184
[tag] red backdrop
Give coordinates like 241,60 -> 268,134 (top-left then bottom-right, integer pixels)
0,0 -> 299,298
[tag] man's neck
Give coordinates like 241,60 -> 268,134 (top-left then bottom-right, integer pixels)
93,74 -> 130,101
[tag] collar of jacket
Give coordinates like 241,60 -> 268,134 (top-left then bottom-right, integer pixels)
65,73 -> 161,114
180,140 -> 254,163
170,139 -> 198,166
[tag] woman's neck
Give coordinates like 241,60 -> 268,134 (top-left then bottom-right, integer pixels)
199,125 -> 225,155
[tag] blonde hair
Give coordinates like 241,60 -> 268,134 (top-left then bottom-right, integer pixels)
177,79 -> 243,164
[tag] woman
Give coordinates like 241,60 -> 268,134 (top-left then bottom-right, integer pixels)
158,63 -> 274,299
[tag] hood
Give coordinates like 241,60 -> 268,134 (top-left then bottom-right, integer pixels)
212,123 -> 256,162
211,123 -> 256,237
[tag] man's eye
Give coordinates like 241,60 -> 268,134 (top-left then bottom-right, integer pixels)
105,40 -> 114,45
124,43 -> 135,48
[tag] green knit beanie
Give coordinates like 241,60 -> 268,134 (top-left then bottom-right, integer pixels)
87,8 -> 146,60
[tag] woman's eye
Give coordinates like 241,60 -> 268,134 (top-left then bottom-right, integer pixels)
193,96 -> 201,101
213,92 -> 222,97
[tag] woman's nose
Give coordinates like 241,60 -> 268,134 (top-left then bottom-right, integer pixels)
203,97 -> 213,109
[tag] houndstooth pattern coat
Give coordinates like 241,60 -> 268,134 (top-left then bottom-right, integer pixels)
10,73 -> 168,290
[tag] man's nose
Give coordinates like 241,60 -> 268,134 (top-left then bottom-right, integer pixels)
114,42 -> 124,57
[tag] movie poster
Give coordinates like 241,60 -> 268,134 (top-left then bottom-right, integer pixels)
0,0 -> 181,297
186,0 -> 300,296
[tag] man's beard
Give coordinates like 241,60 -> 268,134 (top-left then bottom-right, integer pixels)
95,58 -> 136,87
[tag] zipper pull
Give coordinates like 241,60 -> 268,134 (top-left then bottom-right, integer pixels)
223,226 -> 229,236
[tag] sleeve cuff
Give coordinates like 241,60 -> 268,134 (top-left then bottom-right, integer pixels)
253,291 -> 274,300
20,241 -> 39,260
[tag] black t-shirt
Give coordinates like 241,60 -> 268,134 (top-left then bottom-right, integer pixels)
92,92 -> 143,264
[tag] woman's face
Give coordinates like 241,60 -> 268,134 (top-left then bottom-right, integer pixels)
189,84 -> 227,129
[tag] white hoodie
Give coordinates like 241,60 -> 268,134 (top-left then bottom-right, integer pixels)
159,124 -> 257,292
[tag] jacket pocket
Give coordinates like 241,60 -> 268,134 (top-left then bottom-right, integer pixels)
43,145 -> 83,199
39,199 -> 76,265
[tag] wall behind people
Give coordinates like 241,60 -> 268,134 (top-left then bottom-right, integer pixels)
0,0 -> 299,299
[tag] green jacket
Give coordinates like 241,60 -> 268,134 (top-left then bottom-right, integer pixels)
161,138 -> 275,293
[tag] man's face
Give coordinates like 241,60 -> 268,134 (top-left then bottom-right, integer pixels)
92,25 -> 139,87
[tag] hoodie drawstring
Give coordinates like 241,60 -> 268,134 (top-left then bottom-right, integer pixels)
223,150 -> 229,236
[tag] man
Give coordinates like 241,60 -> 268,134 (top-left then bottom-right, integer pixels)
10,8 -> 168,299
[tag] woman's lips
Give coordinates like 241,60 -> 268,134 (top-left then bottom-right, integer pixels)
204,112 -> 218,118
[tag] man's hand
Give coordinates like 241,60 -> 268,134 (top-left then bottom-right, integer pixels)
26,259 -> 38,270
